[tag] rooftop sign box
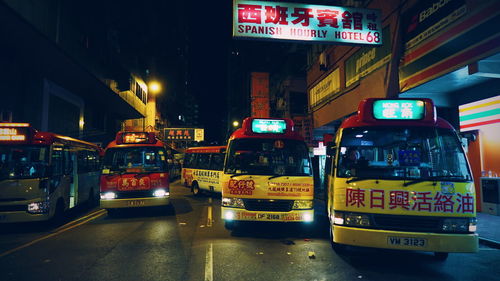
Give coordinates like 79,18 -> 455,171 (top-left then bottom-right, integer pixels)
233,0 -> 382,45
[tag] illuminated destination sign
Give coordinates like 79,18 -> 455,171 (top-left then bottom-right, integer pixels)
233,0 -> 382,45
122,132 -> 150,144
0,127 -> 26,141
373,100 -> 425,120
251,119 -> 287,133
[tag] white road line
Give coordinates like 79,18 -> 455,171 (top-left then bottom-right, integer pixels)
205,243 -> 214,281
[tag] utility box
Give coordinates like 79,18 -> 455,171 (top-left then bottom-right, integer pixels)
480,177 -> 500,215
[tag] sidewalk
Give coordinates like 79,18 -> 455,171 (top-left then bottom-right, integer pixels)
477,212 -> 500,249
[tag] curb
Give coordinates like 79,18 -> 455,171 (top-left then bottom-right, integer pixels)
479,237 -> 500,249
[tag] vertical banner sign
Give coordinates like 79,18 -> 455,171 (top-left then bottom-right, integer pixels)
233,0 -> 382,45
251,72 -> 270,118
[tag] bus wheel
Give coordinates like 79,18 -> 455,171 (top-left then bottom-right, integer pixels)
51,200 -> 65,226
191,182 -> 201,196
224,221 -> 237,230
434,252 -> 449,260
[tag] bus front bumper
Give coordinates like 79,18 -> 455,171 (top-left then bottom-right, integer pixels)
100,197 -> 170,209
221,207 -> 314,222
332,225 -> 478,253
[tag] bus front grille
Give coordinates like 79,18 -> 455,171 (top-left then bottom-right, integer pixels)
243,199 -> 293,212
372,214 -> 442,232
115,190 -> 154,199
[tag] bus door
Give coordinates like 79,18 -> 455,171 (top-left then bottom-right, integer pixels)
50,144 -> 72,210
65,146 -> 78,208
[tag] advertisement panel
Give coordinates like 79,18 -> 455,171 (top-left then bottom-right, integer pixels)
233,0 -> 382,45
251,72 -> 270,118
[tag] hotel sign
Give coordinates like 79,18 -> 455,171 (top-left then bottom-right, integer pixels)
233,0 -> 382,45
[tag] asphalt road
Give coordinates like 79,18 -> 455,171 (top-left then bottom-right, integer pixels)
1,180 -> 499,281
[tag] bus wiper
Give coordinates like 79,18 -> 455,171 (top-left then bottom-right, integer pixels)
268,174 -> 286,180
403,177 -> 440,187
230,173 -> 252,178
346,177 -> 373,184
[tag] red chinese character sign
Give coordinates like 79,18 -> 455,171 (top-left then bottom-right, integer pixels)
233,0 -> 382,45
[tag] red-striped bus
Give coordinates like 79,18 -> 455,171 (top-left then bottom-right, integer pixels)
99,131 -> 172,211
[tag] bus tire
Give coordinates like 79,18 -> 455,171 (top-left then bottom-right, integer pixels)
191,182 -> 201,196
434,252 -> 449,260
224,220 -> 237,230
51,199 -> 65,226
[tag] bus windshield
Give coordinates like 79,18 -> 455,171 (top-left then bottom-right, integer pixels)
0,146 -> 49,180
103,147 -> 167,173
337,127 -> 472,181
225,138 -> 312,176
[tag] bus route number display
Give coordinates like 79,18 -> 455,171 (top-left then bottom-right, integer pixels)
373,100 -> 425,120
251,119 -> 287,134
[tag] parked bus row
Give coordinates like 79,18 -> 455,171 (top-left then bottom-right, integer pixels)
0,98 -> 478,260
181,98 -> 478,259
0,125 -> 180,223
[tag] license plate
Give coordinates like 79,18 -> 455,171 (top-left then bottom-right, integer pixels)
388,236 -> 427,247
257,213 -> 280,220
127,200 -> 145,207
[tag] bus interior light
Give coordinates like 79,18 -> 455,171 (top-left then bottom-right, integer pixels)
100,192 -> 117,200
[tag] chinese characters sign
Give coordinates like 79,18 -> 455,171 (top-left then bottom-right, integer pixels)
372,100 -> 425,120
251,119 -> 287,134
233,0 -> 382,45
164,128 -> 204,141
345,188 -> 475,214
0,128 -> 26,141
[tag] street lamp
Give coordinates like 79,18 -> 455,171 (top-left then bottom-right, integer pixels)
148,81 -> 161,94
232,120 -> 239,127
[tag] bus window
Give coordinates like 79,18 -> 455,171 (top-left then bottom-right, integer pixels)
0,146 -> 48,179
337,127 -> 472,181
210,153 -> 224,171
196,153 -> 211,170
51,147 -> 64,176
103,147 -> 168,172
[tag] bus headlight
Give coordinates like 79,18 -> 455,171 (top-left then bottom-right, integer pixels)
293,200 -> 313,210
100,192 -> 117,200
153,189 -> 169,198
332,211 -> 370,226
442,218 -> 474,232
27,201 -> 50,214
222,197 -> 245,208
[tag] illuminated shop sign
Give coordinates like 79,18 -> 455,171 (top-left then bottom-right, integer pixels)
373,100 -> 425,120
251,119 -> 287,133
233,0 -> 382,45
0,127 -> 26,141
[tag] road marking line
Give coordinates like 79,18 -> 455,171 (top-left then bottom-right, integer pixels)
0,209 -> 106,259
204,243 -> 213,281
53,209 -> 106,232
207,197 -> 213,227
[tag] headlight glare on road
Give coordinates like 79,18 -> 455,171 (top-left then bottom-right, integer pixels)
100,192 -> 117,200
27,201 -> 50,214
292,200 -> 313,210
153,189 -> 169,198
442,218 -> 469,232
345,212 -> 370,227
222,197 -> 245,208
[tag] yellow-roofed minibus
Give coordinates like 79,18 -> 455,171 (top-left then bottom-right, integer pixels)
221,117 -> 314,230
327,98 -> 478,260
